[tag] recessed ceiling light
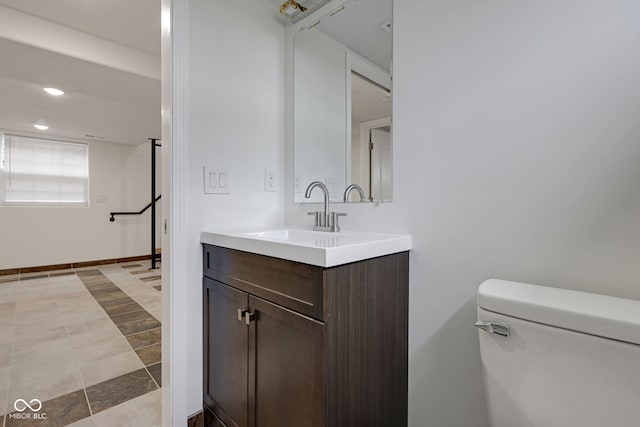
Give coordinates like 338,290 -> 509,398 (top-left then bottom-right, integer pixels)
43,87 -> 64,96
34,124 -> 48,130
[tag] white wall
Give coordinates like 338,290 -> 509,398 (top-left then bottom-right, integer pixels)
0,139 -> 161,269
286,0 -> 640,425
183,0 -> 284,416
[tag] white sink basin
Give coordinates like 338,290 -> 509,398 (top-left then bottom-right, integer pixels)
242,229 -> 347,241
201,227 -> 411,267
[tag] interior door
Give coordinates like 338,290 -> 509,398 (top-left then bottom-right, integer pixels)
204,278 -> 249,427
370,126 -> 392,202
248,296 -> 325,427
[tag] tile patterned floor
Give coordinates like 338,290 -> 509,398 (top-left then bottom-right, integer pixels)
0,261 -> 162,427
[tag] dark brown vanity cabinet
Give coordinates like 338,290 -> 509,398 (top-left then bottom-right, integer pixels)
203,244 -> 409,427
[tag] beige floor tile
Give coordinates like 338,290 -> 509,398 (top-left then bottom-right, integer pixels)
0,311 -> 14,329
0,301 -> 15,313
79,351 -> 144,387
14,296 -> 60,312
0,342 -> 12,368
62,306 -> 110,325
12,345 -> 75,371
0,325 -> 15,345
14,296 -> 57,310
74,336 -> 132,363
16,280 -> 51,292
68,320 -> 123,349
109,279 -> 145,289
143,304 -> 162,322
122,285 -> 158,297
67,416 -> 96,427
53,286 -> 89,296
100,268 -> 130,276
99,275 -> 130,284
14,309 -> 58,325
102,268 -> 131,283
0,366 -> 9,416
91,389 -> 160,427
13,326 -> 69,356
14,308 -> 63,325
12,342 -> 73,369
127,293 -> 159,306
8,355 -> 82,403
0,260 -> 163,421
64,311 -> 110,327
58,292 -> 92,303
14,316 -> 67,336
67,317 -> 116,336
0,281 -> 19,291
49,287 -> 88,299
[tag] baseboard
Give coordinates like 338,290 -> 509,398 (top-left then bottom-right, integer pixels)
0,252 -> 162,276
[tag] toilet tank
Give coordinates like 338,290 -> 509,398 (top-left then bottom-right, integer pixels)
476,279 -> 640,427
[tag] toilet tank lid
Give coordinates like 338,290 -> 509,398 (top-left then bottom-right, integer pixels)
478,279 -> 640,346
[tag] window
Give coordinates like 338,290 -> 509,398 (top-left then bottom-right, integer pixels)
0,134 -> 89,206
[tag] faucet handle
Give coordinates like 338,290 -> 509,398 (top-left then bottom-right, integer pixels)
329,212 -> 347,232
307,211 -> 321,227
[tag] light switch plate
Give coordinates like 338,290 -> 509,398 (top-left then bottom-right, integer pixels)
325,178 -> 338,200
204,167 -> 230,194
293,175 -> 302,193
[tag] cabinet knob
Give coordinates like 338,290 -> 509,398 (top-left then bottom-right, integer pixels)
237,308 -> 247,321
245,312 -> 256,325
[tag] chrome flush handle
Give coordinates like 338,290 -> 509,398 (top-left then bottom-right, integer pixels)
475,320 -> 510,337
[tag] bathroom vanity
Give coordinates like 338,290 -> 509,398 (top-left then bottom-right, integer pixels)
201,229 -> 411,427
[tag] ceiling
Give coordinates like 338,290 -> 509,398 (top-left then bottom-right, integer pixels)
271,0 -> 392,71
316,0 -> 392,72
0,0 -> 160,146
0,0 -> 160,56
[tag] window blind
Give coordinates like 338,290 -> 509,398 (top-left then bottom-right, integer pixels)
0,134 -> 89,206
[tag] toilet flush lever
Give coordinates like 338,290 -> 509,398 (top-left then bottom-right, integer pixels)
475,321 -> 510,337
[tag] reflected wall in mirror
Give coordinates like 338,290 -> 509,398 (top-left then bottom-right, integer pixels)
292,0 -> 392,203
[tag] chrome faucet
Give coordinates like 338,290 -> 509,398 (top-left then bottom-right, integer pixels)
305,181 -> 346,232
343,184 -> 366,203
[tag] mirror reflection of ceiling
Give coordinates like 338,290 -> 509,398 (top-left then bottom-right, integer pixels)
316,0 -> 392,72
351,72 -> 391,123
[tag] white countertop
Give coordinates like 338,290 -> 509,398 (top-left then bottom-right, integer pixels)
200,227 -> 412,267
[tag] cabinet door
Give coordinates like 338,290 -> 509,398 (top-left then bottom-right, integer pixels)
248,296 -> 325,427
204,278 -> 249,427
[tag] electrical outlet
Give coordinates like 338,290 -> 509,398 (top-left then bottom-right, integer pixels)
264,169 -> 278,192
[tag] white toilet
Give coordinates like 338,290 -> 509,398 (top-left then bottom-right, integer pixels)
476,279 -> 640,427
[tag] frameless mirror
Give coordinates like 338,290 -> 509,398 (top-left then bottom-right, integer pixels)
292,0 -> 392,203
